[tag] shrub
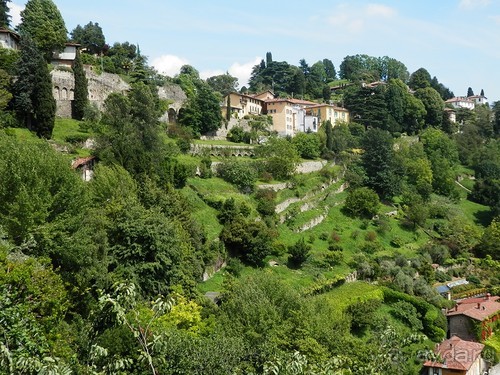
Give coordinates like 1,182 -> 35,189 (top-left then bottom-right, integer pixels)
390,301 -> 423,330
344,187 -> 380,218
365,231 -> 377,242
216,159 -> 257,193
324,250 -> 343,266
287,238 -> 311,268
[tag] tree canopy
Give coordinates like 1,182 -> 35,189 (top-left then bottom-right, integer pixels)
18,0 -> 67,60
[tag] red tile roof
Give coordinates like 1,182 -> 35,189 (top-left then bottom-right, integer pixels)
423,336 -> 484,371
71,156 -> 95,169
446,295 -> 500,321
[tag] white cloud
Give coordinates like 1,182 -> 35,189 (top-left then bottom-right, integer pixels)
228,57 -> 261,88
200,69 -> 225,80
365,4 -> 397,18
327,3 -> 397,33
489,15 -> 500,24
151,55 -> 189,77
459,0 -> 491,9
9,2 -> 24,27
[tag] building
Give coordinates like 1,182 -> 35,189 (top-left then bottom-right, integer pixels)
71,156 -> 96,181
0,28 -> 20,50
467,95 -> 487,106
423,336 -> 486,375
223,92 -> 264,120
52,43 -> 80,67
264,98 -> 317,136
306,103 -> 350,126
446,294 -> 500,341
445,97 -> 476,111
444,108 -> 457,123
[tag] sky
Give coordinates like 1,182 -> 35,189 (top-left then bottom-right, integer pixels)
9,0 -> 500,103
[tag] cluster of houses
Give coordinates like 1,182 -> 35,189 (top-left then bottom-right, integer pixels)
423,292 -> 500,375
222,90 -> 350,137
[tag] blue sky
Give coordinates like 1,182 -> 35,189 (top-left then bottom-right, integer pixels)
10,0 -> 500,102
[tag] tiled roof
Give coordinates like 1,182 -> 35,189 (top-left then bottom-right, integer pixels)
264,98 -> 317,106
446,295 -> 500,321
71,156 -> 95,169
445,97 -> 474,103
424,336 -> 484,371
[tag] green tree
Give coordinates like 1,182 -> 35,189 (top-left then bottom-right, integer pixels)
343,84 -> 388,130
0,133 -> 85,245
220,216 -> 275,267
0,68 -> 12,112
95,83 -> 165,177
361,128 -> 401,199
288,237 -> 311,268
256,136 -> 300,180
322,58 -> 336,81
216,159 -> 257,193
13,37 -> 56,138
467,87 -> 474,97
206,73 -> 238,97
18,0 -> 67,60
344,187 -> 380,218
476,218 -> 500,259
414,87 -> 444,128
72,48 -> 88,120
408,68 -> 431,90
292,132 -> 321,159
0,0 -> 10,28
324,120 -> 333,151
70,21 -> 106,55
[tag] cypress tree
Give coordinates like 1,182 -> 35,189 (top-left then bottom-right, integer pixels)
72,48 -> 88,120
13,37 -> 56,138
467,87 -> 474,97
325,120 -> 333,151
0,0 -> 11,28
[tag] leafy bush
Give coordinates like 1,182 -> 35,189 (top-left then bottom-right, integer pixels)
287,238 -> 311,268
344,187 -> 380,218
216,159 -> 257,193
390,301 -> 423,330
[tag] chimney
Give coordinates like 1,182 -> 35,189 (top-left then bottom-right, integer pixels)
486,293 -> 491,300
455,305 -> 458,311
477,303 -> 481,309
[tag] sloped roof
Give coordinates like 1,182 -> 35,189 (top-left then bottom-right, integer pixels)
424,336 -> 484,371
446,295 -> 500,321
71,156 -> 96,169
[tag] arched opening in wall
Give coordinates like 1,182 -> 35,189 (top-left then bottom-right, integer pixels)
69,89 -> 74,100
53,86 -> 60,100
61,88 -> 68,100
168,108 -> 177,124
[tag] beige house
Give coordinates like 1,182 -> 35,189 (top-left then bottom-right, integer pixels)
223,92 -> 264,120
0,29 -> 19,50
306,103 -> 350,126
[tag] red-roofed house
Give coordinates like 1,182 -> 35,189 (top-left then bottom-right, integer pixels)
71,156 -> 96,181
447,294 -> 500,341
423,336 -> 486,375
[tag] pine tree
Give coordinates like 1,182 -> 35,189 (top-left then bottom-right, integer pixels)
467,87 -> 474,97
13,37 -> 56,138
0,0 -> 11,28
72,48 -> 88,120
480,89 -> 485,97
266,51 -> 273,67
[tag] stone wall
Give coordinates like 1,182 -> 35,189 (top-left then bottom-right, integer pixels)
158,82 -> 188,123
85,66 -> 130,110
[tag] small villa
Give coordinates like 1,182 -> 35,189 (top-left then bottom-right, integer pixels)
423,336 -> 487,375
446,294 -> 500,341
0,28 -> 20,50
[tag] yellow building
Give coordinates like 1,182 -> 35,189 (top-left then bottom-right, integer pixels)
222,92 -> 264,119
306,103 -> 350,126
265,98 -> 317,136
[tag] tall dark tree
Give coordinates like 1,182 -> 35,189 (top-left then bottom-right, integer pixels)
480,89 -> 485,97
361,128 -> 401,199
324,120 -> 333,151
323,58 -> 336,81
70,21 -> 106,55
0,0 -> 10,28
266,51 -> 273,67
493,101 -> 500,136
72,48 -> 88,120
343,84 -> 388,130
18,0 -> 67,61
13,37 -> 56,138
467,87 -> 474,97
408,68 -> 431,90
